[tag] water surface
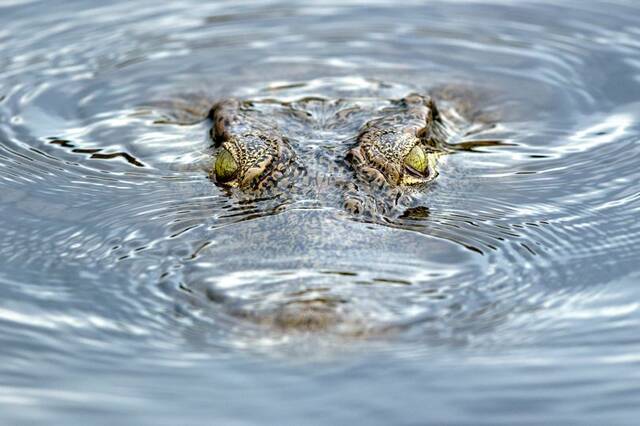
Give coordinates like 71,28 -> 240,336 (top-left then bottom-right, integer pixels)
1,0 -> 640,424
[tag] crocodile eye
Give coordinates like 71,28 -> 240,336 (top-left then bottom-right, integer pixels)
214,148 -> 238,183
404,145 -> 427,175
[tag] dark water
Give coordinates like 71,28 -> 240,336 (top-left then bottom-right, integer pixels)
1,0 -> 640,424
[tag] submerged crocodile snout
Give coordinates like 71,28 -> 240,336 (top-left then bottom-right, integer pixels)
207,287 -> 347,332
192,206 -> 458,336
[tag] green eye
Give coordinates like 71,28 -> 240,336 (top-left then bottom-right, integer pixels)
214,148 -> 238,183
404,145 -> 427,174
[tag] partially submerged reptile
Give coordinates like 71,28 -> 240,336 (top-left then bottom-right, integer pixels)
149,86 -> 503,339
199,93 -> 479,336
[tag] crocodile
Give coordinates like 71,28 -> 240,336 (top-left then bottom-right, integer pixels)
174,88 -> 501,339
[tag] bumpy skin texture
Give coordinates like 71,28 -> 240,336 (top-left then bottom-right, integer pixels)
349,94 -> 445,187
209,99 -> 297,191
209,95 -> 446,215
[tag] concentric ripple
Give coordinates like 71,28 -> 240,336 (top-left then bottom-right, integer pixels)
1,0 -> 640,423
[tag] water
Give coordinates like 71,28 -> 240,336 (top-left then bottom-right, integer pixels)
1,0 -> 640,423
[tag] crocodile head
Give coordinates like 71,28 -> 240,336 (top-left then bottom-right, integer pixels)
199,94 -> 456,336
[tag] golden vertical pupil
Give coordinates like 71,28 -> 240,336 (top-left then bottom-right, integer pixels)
404,145 -> 427,174
214,148 -> 238,182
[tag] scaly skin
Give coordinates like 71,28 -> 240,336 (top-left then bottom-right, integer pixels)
209,94 -> 446,216
349,94 -> 445,186
209,99 -> 298,191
